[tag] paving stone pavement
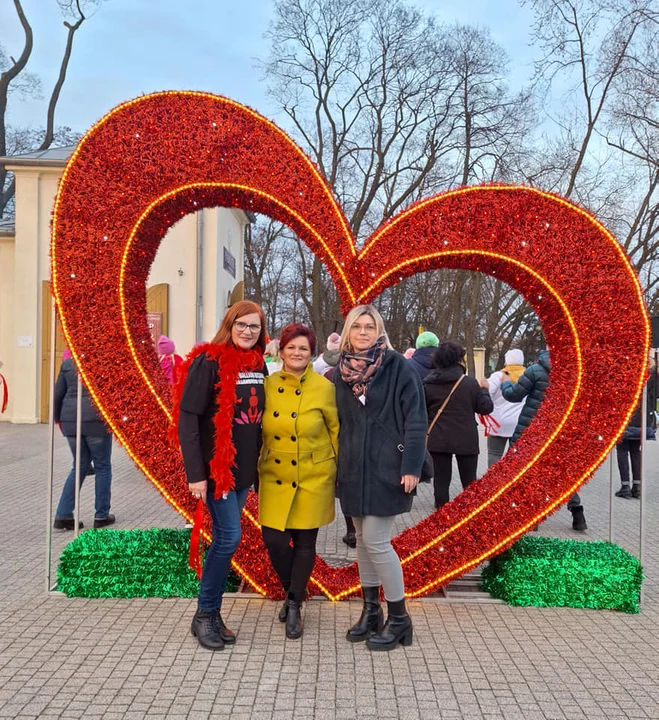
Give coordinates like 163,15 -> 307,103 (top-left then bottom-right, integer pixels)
1,422 -> 658,719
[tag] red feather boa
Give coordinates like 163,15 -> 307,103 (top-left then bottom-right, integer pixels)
170,341 -> 264,499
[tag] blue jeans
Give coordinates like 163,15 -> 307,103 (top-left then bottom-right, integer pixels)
197,486 -> 249,613
56,434 -> 113,519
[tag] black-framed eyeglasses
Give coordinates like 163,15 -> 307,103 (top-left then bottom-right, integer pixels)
234,321 -> 262,334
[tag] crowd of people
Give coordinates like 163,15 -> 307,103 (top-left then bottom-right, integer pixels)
51,302 -> 656,653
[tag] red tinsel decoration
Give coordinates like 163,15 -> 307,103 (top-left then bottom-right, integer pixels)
51,91 -> 650,600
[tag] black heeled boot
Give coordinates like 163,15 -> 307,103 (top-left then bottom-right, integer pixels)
346,586 -> 384,643
285,598 -> 304,639
366,598 -> 413,651
278,598 -> 290,623
215,612 -> 236,644
190,610 -> 225,651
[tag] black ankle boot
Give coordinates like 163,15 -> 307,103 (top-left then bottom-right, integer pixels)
215,612 -> 236,644
366,598 -> 413,651
346,586 -> 384,643
190,610 -> 225,650
571,506 -> 588,532
285,599 -> 303,639
278,598 -> 290,623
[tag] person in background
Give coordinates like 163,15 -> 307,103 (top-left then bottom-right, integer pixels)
485,349 -> 526,467
408,331 -> 440,381
264,338 -> 283,375
313,332 -> 341,377
259,324 -> 339,639
176,301 -> 267,651
334,305 -> 426,651
53,350 -> 114,530
403,347 -> 415,359
424,342 -> 493,509
158,335 -> 183,385
501,348 -> 588,532
615,370 -> 657,499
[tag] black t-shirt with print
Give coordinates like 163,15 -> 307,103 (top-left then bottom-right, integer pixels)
178,354 -> 266,491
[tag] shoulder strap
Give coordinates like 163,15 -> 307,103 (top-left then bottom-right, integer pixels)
427,375 -> 464,440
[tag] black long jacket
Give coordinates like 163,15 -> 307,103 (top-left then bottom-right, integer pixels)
423,365 -> 493,455
334,350 -> 427,517
53,358 -> 109,437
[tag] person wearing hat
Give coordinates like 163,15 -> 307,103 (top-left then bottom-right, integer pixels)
312,332 -> 341,378
485,349 -> 526,467
408,331 -> 439,381
158,335 -> 183,385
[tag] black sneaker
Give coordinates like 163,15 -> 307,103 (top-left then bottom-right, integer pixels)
631,485 -> 641,499
614,487 -> 632,499
53,518 -> 84,530
93,514 -> 116,528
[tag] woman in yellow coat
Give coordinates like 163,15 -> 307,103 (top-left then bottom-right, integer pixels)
259,323 -> 339,639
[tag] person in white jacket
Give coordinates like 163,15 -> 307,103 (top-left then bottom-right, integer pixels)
486,349 -> 526,467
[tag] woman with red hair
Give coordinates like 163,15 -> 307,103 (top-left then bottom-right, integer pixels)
258,323 -> 339,639
176,301 -> 267,651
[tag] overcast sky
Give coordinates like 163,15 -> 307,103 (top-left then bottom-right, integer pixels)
2,0 -> 537,138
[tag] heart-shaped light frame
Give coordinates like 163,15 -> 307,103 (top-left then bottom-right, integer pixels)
51,92 -> 649,600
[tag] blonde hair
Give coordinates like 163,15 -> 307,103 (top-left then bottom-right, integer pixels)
339,305 -> 393,352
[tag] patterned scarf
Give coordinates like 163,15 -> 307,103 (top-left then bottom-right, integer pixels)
338,336 -> 388,398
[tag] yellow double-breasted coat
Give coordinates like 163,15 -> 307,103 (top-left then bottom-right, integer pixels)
258,365 -> 339,531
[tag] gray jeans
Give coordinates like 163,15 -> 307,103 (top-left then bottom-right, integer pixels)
352,516 -> 405,602
487,434 -> 512,468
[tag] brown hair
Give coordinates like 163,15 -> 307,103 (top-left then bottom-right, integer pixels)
211,301 -> 267,352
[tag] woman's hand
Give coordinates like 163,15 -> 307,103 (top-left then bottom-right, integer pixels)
189,480 -> 208,503
401,474 -> 419,493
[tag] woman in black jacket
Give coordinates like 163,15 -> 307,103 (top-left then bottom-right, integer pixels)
423,342 -> 493,509
176,300 -> 267,651
53,353 -> 114,530
334,305 -> 427,651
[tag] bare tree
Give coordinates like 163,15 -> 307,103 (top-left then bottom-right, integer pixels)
0,0 -> 104,217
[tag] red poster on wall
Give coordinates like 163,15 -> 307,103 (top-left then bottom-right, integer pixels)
147,312 -> 162,347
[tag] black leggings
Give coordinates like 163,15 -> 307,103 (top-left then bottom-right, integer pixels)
431,452 -> 479,507
261,526 -> 319,602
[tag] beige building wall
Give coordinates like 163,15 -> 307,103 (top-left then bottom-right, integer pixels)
0,233 -> 16,419
147,207 -> 246,356
1,158 -> 248,423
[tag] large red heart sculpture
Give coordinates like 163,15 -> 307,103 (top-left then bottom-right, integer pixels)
51,92 -> 650,600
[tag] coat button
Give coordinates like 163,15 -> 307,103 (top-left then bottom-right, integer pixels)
276,479 -> 283,485
295,389 -> 301,395
291,412 -> 297,418
291,460 -> 297,466
291,436 -> 297,442
273,411 -> 279,417
275,435 -> 281,440
278,387 -> 284,393
275,459 -> 281,464
292,482 -> 297,488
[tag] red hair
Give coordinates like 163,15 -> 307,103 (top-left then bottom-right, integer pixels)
279,323 -> 316,356
211,301 -> 267,352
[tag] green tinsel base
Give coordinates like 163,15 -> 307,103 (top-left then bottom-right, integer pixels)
57,528 -> 240,598
481,536 -> 643,613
